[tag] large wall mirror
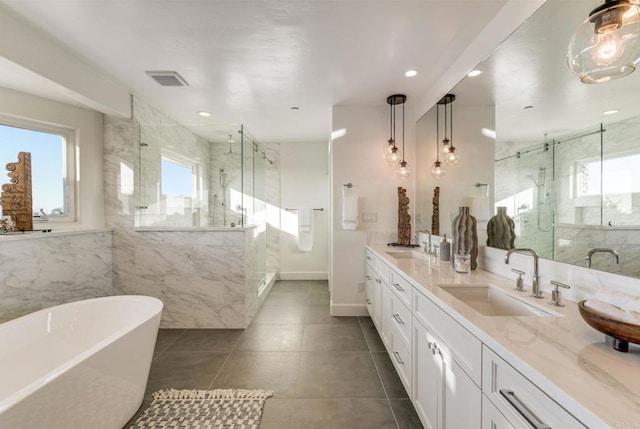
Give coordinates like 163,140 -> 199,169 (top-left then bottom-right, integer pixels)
416,0 -> 640,278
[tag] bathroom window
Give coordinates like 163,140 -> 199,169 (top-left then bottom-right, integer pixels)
160,153 -> 200,217
0,119 -> 76,222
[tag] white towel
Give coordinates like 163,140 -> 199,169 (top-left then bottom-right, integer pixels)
342,186 -> 359,230
298,208 -> 313,252
584,299 -> 640,325
595,288 -> 635,310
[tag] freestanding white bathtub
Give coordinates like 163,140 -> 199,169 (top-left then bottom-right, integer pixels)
0,295 -> 163,429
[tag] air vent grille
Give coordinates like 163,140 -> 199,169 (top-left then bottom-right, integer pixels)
145,71 -> 189,87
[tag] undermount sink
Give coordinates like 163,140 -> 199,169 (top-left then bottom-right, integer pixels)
385,251 -> 425,260
439,284 -> 555,317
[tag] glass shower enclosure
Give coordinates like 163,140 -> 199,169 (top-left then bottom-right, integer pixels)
134,123 -> 271,288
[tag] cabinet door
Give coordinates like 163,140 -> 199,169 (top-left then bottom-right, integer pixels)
413,319 -> 443,429
380,283 -> 392,347
365,267 -> 375,320
443,358 -> 481,428
482,395 -> 515,429
373,275 -> 382,331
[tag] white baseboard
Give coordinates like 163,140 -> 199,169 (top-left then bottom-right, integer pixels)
330,303 -> 368,317
279,271 -> 329,280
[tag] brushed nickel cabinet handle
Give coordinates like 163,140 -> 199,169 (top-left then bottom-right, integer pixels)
499,389 -> 551,429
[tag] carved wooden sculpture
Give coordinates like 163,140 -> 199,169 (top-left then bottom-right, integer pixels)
2,152 -> 33,231
397,187 -> 412,245
432,186 -> 440,236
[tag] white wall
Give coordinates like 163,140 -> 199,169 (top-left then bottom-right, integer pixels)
0,4 -> 131,117
330,105 -> 415,316
279,141 -> 329,280
0,86 -> 105,229
415,104 -> 495,244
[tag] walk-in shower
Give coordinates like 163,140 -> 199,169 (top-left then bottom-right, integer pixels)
134,123 -> 277,289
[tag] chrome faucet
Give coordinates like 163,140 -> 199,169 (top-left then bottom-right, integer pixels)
505,248 -> 542,298
585,248 -> 619,268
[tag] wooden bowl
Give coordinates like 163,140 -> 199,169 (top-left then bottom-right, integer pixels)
578,300 -> 640,352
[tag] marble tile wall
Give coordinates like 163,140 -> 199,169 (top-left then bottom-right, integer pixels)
104,98 -> 269,328
0,231 -> 113,323
479,244 -> 640,303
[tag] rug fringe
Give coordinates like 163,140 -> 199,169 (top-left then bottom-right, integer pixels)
152,388 -> 275,401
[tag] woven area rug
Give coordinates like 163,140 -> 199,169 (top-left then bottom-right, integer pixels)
129,388 -> 274,429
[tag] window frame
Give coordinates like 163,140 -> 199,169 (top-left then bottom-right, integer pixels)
0,114 -> 78,224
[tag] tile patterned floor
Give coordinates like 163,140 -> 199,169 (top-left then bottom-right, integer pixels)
126,280 -> 423,428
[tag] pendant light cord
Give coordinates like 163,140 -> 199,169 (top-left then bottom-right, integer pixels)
436,104 -> 440,162
401,101 -> 405,162
443,99 -> 448,141
450,99 -> 453,147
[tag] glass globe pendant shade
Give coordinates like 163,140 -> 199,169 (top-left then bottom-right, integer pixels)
386,146 -> 401,166
568,0 -> 640,83
382,138 -> 395,155
442,137 -> 451,153
444,146 -> 460,165
397,160 -> 411,179
431,161 -> 447,179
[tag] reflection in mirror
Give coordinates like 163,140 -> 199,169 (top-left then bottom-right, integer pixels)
415,0 -> 640,279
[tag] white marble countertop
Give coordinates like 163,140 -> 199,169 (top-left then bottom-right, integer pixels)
368,244 -> 640,428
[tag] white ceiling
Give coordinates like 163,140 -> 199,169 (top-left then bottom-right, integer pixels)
450,0 -> 640,145
0,0 -> 508,144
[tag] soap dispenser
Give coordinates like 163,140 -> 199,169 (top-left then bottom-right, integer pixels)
439,234 -> 451,262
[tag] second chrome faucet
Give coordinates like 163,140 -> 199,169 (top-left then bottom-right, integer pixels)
505,248 -> 543,299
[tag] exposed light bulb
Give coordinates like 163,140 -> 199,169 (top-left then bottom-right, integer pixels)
386,146 -> 401,166
568,1 -> 640,83
445,147 -> 460,165
431,161 -> 447,179
397,161 -> 411,179
442,138 -> 451,153
593,31 -> 625,65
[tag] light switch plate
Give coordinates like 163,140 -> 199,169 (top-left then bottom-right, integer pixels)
363,212 -> 378,223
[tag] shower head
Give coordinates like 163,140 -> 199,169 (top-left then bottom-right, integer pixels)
224,135 -> 238,157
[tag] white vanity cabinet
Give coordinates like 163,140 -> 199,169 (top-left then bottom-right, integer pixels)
482,346 -> 586,429
413,289 -> 482,429
364,246 -> 594,429
365,250 -> 391,346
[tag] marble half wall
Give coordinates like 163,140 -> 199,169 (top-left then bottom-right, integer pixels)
104,98 -> 270,328
0,231 -> 113,323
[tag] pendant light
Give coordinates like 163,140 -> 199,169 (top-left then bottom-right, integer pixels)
431,100 -> 447,179
385,95 -> 405,166
383,98 -> 395,156
441,96 -> 451,154
441,94 -> 460,166
568,0 -> 640,83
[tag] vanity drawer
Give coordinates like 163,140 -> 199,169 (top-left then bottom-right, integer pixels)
482,394 -> 516,429
389,270 -> 412,308
390,322 -> 412,396
482,346 -> 586,429
389,291 -> 412,345
413,288 -> 482,386
365,250 -> 390,283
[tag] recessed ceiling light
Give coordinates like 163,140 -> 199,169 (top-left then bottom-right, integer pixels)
467,70 -> 482,77
405,70 -> 418,77
198,111 -> 211,117
603,109 -> 619,115
523,105 -> 534,110
291,106 -> 300,110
